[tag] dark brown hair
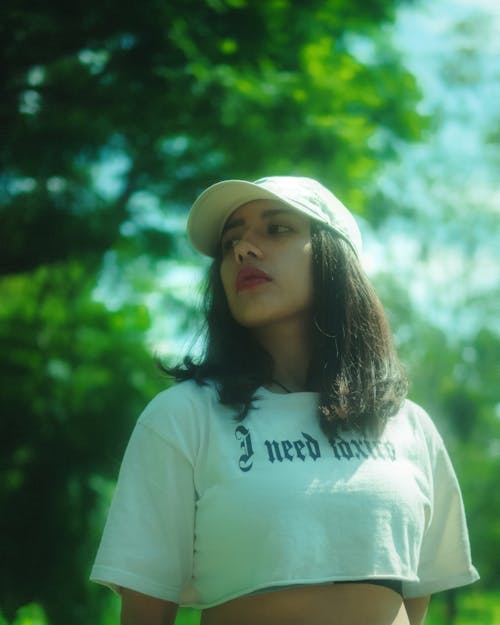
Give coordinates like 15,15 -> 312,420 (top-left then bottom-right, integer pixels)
164,221 -> 407,439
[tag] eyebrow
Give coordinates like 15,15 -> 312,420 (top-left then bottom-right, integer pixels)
221,208 -> 296,236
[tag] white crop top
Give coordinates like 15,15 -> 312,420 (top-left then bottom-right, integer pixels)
90,380 -> 479,608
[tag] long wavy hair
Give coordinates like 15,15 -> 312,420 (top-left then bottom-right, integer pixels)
164,221 -> 407,439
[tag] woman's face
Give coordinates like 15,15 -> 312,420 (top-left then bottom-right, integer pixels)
219,199 -> 313,332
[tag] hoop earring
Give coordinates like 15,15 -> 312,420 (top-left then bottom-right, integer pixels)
313,317 -> 336,339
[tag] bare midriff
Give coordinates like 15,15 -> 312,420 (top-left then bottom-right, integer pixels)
200,582 -> 409,625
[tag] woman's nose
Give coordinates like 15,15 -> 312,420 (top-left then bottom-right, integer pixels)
233,238 -> 263,264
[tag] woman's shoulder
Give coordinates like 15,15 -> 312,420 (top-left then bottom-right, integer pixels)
391,398 -> 447,458
152,378 -> 218,407
136,378 -> 220,437
398,398 -> 442,433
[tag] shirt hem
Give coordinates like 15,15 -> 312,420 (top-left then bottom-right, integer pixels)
90,565 -> 181,604
185,574 -> 416,609
402,569 -> 480,598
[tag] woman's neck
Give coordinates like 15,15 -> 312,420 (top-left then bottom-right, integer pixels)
255,320 -> 311,392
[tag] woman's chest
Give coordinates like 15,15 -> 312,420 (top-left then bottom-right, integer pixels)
193,415 -> 431,553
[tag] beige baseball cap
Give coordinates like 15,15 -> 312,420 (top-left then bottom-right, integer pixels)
187,176 -> 362,258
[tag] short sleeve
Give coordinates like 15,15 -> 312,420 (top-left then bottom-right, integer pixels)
403,429 -> 479,598
90,416 -> 196,603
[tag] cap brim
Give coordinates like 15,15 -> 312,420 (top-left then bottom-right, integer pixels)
187,180 -> 292,257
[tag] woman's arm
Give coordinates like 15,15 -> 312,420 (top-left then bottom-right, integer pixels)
404,595 -> 430,625
120,588 -> 179,625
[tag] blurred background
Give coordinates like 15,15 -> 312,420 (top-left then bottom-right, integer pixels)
1,0 -> 499,623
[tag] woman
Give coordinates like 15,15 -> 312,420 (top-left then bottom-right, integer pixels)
91,176 -> 479,625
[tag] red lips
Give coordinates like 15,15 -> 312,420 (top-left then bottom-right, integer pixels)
236,266 -> 272,292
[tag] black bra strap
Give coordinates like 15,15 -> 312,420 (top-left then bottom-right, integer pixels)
337,579 -> 403,596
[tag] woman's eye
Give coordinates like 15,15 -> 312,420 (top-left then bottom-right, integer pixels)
221,237 -> 238,252
268,223 -> 291,235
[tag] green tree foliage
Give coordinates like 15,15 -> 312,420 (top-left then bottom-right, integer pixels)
1,0 -> 423,275
0,263 -> 165,623
1,0 -> 428,623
